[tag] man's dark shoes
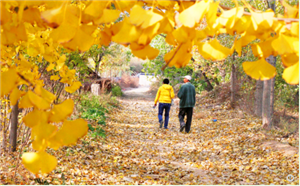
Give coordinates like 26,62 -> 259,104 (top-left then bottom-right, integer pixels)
159,121 -> 163,128
180,124 -> 185,132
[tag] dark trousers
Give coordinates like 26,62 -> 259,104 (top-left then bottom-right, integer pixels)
178,107 -> 193,133
158,103 -> 171,129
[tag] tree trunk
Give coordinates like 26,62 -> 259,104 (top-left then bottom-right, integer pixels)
262,55 -> 276,129
295,90 -> 299,106
9,102 -> 19,152
203,72 -> 214,91
270,73 -> 275,115
262,79 -> 272,129
231,64 -> 237,108
255,80 -> 263,117
1,98 -> 6,153
192,61 -> 213,91
95,53 -> 103,80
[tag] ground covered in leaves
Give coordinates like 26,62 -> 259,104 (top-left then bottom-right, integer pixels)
1,87 -> 299,185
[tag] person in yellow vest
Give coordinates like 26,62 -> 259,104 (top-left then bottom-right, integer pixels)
154,78 -> 175,129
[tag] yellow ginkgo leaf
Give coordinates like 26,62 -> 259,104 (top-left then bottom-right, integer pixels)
1,4 -> 12,25
164,41 -> 193,68
205,1 -> 219,28
172,26 -> 191,43
50,21 -> 77,43
281,53 -> 299,68
50,75 -> 60,81
41,4 -> 79,28
48,119 -> 88,150
157,15 -> 175,34
112,18 -> 142,44
233,15 -> 251,34
130,5 -> 163,29
27,91 -> 51,110
0,68 -> 18,97
281,0 -> 298,18
98,31 -> 111,46
95,9 -> 121,24
82,1 -> 107,24
290,22 -> 299,37
19,92 -> 34,109
22,151 -> 57,174
282,62 -> 299,85
194,30 -> 207,43
62,26 -> 95,52
56,54 -> 66,70
31,122 -> 57,151
130,42 -> 147,51
34,85 -> 56,104
218,7 -> 244,32
41,4 -> 65,28
131,45 -> 159,60
242,58 -> 277,80
118,0 -> 136,12
138,23 -> 160,45
44,55 -> 57,63
251,9 -> 274,31
49,99 -> 74,123
178,0 -> 208,28
271,33 -> 299,55
22,7 -> 44,27
23,109 -> 50,128
10,87 -> 23,106
81,25 -> 98,35
65,81 -> 82,93
197,39 -> 231,61
251,37 -> 277,58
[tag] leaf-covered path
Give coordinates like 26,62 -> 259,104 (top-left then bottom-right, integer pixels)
2,87 -> 298,185
100,87 -> 299,185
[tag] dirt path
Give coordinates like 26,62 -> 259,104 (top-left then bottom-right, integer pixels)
1,87 -> 298,185
105,86 -> 213,184
100,86 -> 298,184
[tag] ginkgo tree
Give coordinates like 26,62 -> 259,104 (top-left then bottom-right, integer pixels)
0,0 -> 298,174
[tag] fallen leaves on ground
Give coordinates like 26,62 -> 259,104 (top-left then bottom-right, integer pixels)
0,93 -> 299,185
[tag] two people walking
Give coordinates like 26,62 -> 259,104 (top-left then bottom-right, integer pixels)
154,75 -> 196,133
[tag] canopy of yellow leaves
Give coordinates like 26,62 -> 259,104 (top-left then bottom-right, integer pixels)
0,0 -> 299,174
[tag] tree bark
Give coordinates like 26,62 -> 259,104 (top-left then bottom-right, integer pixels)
231,63 -> 237,108
295,90 -> 299,106
262,55 -> 276,129
255,80 -> 263,117
191,59 -> 214,91
95,53 -> 103,80
270,73 -> 275,115
9,102 -> 19,152
262,79 -> 272,129
263,1 -> 276,130
203,72 -> 214,91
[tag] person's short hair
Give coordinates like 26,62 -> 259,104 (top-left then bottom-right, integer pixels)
163,78 -> 169,84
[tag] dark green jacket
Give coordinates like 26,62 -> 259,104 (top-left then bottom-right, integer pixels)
177,82 -> 196,108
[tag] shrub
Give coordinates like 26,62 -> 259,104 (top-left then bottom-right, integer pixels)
111,85 -> 123,97
75,93 -> 119,138
120,74 -> 139,88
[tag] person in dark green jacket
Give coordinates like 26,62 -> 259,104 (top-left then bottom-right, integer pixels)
177,75 -> 196,133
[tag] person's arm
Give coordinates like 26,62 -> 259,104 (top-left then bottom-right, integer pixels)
154,87 -> 161,106
170,87 -> 175,99
177,85 -> 184,99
